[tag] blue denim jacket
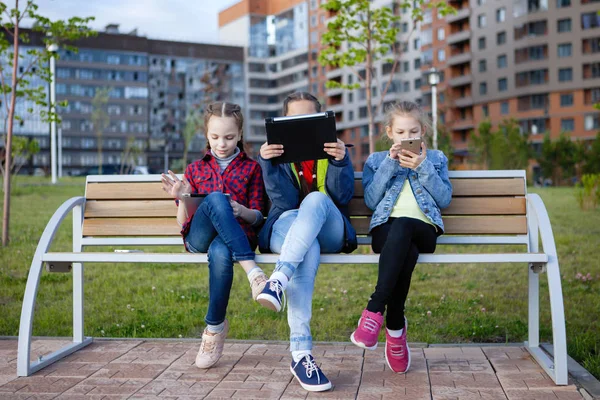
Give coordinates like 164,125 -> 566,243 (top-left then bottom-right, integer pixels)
258,151 -> 358,254
363,150 -> 453,232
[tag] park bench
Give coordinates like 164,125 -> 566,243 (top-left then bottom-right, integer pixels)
17,170 -> 568,385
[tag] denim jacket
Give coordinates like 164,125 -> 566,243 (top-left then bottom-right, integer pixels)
363,150 -> 452,232
258,151 -> 358,254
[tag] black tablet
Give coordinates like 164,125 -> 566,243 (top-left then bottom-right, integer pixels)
265,111 -> 337,165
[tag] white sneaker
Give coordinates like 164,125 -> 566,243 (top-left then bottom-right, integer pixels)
250,271 -> 268,301
195,319 -> 229,369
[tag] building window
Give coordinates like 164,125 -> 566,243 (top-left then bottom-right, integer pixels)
556,0 -> 570,7
311,31 -> 318,44
311,15 -> 317,27
413,38 -> 420,50
557,43 -> 572,58
585,114 -> 600,131
402,22 -> 409,33
497,31 -> 506,45
414,58 -> 421,69
348,111 -> 354,121
558,68 -> 572,82
582,12 -> 600,30
496,8 -> 506,23
437,49 -> 445,62
501,101 -> 509,114
498,78 -> 508,91
482,105 -> 489,117
478,37 -> 486,50
561,118 -> 574,132
415,78 -> 422,89
480,82 -> 487,95
497,54 -> 507,68
437,28 -> 445,40
348,92 -> 353,102
558,18 -> 571,32
477,0 -> 486,5
560,93 -> 574,107
478,14 -> 487,28
310,0 -> 317,9
403,61 -> 410,72
479,59 -> 487,72
404,81 -> 410,92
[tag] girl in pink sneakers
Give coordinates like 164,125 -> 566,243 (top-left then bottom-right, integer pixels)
350,101 -> 452,373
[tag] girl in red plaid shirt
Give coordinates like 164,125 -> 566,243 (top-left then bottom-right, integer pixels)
161,102 -> 267,369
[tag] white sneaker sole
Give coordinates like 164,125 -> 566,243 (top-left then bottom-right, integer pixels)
256,294 -> 281,312
350,332 -> 378,350
290,366 -> 333,392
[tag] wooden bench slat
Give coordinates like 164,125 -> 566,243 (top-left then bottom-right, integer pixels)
350,216 -> 528,235
353,178 -> 526,197
84,200 -> 178,218
83,218 -> 181,236
348,197 -> 526,216
86,182 -> 168,200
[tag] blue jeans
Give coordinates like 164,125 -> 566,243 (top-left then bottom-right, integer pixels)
184,192 -> 255,325
270,191 -> 345,351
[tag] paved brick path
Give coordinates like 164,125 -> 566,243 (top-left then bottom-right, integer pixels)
0,339 -> 585,399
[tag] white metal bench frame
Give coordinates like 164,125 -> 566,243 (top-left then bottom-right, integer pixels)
17,170 -> 568,385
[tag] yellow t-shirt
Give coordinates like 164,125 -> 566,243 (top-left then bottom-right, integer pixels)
389,180 -> 435,228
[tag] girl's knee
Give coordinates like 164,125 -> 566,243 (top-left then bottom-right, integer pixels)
208,239 -> 233,265
204,192 -> 230,208
299,191 -> 329,212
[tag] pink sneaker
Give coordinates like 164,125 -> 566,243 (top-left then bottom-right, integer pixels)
385,318 -> 411,373
350,309 -> 383,350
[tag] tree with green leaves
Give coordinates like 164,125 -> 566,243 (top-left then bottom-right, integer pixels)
537,132 -> 555,182
0,135 -> 39,177
182,108 -> 202,168
469,120 -> 493,169
91,87 -> 110,174
319,0 -> 454,154
470,119 -> 530,170
0,0 -> 95,245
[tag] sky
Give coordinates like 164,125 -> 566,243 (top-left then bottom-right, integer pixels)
22,0 -> 242,44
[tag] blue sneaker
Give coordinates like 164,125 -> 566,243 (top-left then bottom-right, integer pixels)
290,354 -> 332,392
256,279 -> 286,312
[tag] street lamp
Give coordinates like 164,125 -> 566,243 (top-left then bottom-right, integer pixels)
47,40 -> 58,183
428,67 -> 440,150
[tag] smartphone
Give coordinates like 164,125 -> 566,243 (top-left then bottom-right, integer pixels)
182,193 -> 230,198
399,138 -> 422,154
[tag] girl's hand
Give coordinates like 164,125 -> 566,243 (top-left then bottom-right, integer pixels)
229,199 -> 246,217
389,143 -> 402,160
260,142 -> 284,160
161,170 -> 192,200
324,139 -> 346,161
399,142 -> 427,170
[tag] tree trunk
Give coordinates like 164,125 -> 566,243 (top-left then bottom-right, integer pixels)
2,17 -> 20,246
365,8 -> 375,154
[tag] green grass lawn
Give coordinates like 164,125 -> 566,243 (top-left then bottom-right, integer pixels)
0,177 -> 598,379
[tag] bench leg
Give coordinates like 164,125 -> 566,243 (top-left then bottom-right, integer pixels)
525,194 -> 568,385
17,201 -> 92,377
73,205 -> 84,343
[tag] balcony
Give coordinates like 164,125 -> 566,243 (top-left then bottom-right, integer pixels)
447,52 -> 472,66
447,8 -> 470,24
449,75 -> 473,87
447,30 -> 471,45
452,119 -> 475,130
454,96 -> 474,107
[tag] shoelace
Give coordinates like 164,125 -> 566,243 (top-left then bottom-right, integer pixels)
200,337 -> 217,354
361,316 -> 380,333
389,342 -> 405,358
268,280 -> 287,311
301,356 -> 321,383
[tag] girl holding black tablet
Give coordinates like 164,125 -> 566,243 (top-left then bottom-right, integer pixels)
256,92 -> 357,392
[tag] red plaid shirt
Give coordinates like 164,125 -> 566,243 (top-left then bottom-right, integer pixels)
181,151 -> 265,248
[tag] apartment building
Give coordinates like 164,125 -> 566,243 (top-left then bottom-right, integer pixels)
5,26 -> 245,175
